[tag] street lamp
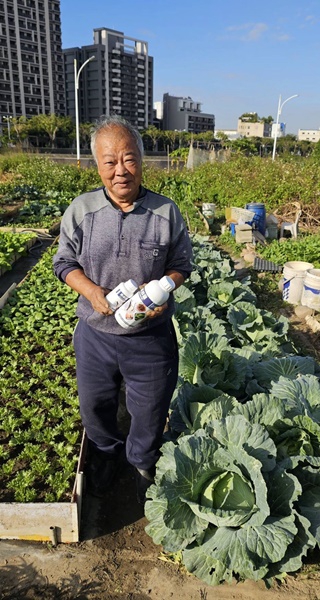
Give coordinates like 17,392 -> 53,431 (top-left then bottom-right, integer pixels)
272,94 -> 299,161
74,55 -> 95,168
2,115 -> 13,141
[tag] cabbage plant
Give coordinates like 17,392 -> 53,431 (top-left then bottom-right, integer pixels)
145,235 -> 320,587
227,301 -> 290,352
207,279 -> 256,311
145,416 -> 315,585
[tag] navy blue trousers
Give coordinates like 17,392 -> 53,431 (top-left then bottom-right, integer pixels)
73,318 -> 178,471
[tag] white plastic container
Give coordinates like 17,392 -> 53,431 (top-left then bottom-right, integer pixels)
282,261 -> 314,305
106,279 -> 138,311
202,203 -> 216,224
115,276 -> 175,329
301,269 -> 320,311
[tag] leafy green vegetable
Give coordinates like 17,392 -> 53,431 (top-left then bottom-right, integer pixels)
145,418 -> 309,585
145,235 -> 320,587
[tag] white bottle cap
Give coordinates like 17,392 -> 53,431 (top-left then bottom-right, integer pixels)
159,276 -> 175,293
125,279 -> 139,294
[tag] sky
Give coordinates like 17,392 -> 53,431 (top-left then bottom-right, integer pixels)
60,0 -> 320,135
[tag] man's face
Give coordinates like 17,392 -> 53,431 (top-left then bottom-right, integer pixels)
95,126 -> 142,207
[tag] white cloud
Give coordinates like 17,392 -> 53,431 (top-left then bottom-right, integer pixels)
244,23 -> 268,41
226,23 -> 252,32
275,33 -> 291,41
223,22 -> 268,41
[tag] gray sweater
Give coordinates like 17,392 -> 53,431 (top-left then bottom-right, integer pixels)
53,186 -> 193,335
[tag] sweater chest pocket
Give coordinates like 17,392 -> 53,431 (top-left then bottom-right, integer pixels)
140,241 -> 168,262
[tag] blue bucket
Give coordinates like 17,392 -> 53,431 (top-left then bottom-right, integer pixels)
245,203 -> 266,235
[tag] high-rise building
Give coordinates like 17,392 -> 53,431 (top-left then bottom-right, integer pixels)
64,27 -> 153,129
0,0 -> 65,122
162,93 -> 215,133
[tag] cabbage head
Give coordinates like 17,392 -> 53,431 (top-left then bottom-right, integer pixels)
145,416 -> 312,586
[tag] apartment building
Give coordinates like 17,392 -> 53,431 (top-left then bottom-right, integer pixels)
0,0 -> 65,122
162,93 -> 215,133
298,129 -> 320,142
237,118 -> 272,138
64,27 -> 153,129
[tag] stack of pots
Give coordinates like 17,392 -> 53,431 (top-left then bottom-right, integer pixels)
282,261 -> 320,311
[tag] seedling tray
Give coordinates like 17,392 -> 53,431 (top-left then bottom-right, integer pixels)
253,257 -> 283,273
0,432 -> 86,543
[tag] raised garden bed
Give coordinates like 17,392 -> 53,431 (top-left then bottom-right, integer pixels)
0,244 -> 83,542
0,432 -> 85,543
0,221 -> 61,237
0,231 -> 39,277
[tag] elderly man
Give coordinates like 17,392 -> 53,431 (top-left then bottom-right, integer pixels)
53,116 -> 193,503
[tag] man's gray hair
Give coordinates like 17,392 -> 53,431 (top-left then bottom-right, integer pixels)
90,115 -> 144,163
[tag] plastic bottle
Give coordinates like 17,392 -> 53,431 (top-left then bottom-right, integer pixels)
105,279 -> 139,311
114,276 -> 175,329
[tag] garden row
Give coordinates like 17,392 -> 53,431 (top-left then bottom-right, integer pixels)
144,235 -> 320,588
0,245 -> 80,505
0,231 -> 38,277
0,244 -> 83,541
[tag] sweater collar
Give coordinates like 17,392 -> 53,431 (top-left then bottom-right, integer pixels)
103,185 -> 147,211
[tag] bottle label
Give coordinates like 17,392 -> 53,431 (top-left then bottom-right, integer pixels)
114,288 -> 128,303
139,288 -> 159,310
107,283 -> 136,311
115,290 -> 159,328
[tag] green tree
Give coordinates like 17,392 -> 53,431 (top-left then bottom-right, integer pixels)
239,113 -> 274,124
179,130 -> 191,148
239,112 -> 259,123
261,115 -> 274,124
29,114 -> 72,148
11,116 -> 29,146
142,125 -> 162,151
79,122 -> 92,151
311,139 -> 320,160
164,130 -> 179,152
276,134 -> 297,156
197,130 -> 215,149
230,137 -> 258,156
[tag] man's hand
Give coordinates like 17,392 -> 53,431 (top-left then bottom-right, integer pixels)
88,286 -> 114,315
138,283 -> 168,320
147,302 -> 168,319
65,270 -> 113,316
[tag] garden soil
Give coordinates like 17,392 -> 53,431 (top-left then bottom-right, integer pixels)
1,460 -> 320,600
1,273 -> 320,599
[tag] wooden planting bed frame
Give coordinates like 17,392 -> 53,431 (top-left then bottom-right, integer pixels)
0,221 -> 61,237
0,433 -> 86,544
0,235 -> 85,544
